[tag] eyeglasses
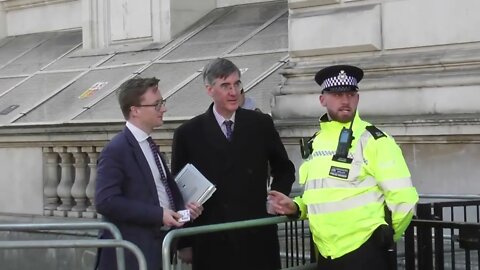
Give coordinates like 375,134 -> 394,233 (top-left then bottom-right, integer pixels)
136,99 -> 166,111
216,81 -> 243,92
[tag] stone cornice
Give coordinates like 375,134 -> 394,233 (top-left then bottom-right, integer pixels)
284,42 -> 480,79
0,120 -> 186,146
275,114 -> 480,141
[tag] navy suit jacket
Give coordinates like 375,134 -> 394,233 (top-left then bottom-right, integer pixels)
95,127 -> 184,270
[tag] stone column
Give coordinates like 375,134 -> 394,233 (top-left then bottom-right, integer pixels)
84,146 -> 99,218
69,147 -> 88,217
54,147 -> 74,217
43,147 -> 60,216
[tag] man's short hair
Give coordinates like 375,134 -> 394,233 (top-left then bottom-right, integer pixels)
202,58 -> 241,85
117,77 -> 159,119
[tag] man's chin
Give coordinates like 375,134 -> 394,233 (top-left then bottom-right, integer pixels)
228,105 -> 239,112
155,119 -> 164,127
333,114 -> 354,123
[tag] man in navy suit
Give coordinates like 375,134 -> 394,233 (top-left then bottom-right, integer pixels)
95,77 -> 203,270
172,58 -> 295,270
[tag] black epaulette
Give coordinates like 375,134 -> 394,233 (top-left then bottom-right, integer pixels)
299,132 -> 318,159
365,125 -> 387,140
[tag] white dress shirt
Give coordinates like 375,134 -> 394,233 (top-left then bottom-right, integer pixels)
126,121 -> 171,210
212,105 -> 236,138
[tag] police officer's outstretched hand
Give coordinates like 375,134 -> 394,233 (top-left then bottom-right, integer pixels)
267,190 -> 297,215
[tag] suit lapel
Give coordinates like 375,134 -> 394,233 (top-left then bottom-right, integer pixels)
202,104 -> 231,151
123,127 -> 160,206
231,108 -> 250,140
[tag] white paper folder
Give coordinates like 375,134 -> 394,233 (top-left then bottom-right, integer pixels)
175,163 -> 216,205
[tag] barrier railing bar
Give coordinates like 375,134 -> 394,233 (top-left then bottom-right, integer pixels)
0,222 -> 125,270
162,216 -> 292,270
419,194 -> 480,200
0,222 -> 121,239
0,239 -> 146,270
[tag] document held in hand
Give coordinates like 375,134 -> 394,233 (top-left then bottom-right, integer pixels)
175,163 -> 216,205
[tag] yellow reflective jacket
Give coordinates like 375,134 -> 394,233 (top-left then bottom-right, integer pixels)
294,112 -> 418,259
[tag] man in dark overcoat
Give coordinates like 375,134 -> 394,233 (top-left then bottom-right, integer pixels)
171,58 -> 296,270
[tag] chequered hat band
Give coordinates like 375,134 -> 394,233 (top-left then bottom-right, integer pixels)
321,75 -> 358,89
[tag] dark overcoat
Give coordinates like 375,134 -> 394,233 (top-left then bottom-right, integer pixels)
171,105 -> 295,270
95,127 -> 184,270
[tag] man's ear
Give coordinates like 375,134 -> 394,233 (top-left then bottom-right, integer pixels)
319,94 -> 326,107
129,106 -> 138,118
206,84 -> 214,97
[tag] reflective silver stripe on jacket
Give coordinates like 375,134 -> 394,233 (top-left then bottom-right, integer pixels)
386,202 -> 416,214
308,191 -> 384,214
378,177 -> 413,191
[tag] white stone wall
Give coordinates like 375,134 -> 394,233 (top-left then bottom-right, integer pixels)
289,0 -> 480,57
0,147 -> 43,215
278,0 -> 480,195
401,143 -> 480,195
289,4 -> 381,57
383,0 -> 480,49
283,0 -> 480,119
4,0 -> 81,36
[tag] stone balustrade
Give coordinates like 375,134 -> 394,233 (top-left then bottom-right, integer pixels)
43,146 -> 103,219
0,121 -> 178,219
41,144 -> 177,219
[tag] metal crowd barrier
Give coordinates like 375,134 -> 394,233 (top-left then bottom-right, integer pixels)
280,218 -> 314,267
401,198 -> 480,270
404,219 -> 480,270
0,222 -> 146,270
161,194 -> 480,270
161,216 -> 316,270
3,194 -> 477,270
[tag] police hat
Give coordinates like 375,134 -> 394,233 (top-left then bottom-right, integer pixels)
315,65 -> 364,92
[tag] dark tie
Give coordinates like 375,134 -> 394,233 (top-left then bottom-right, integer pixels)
146,137 -> 176,211
224,120 -> 233,141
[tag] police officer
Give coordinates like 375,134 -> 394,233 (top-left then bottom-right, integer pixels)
268,65 -> 419,270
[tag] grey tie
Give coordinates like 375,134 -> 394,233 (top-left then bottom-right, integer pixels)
224,120 -> 233,141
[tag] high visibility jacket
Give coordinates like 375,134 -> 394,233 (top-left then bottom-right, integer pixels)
294,112 -> 418,259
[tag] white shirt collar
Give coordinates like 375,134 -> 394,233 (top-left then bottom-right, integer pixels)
212,105 -> 236,127
126,121 -> 150,142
